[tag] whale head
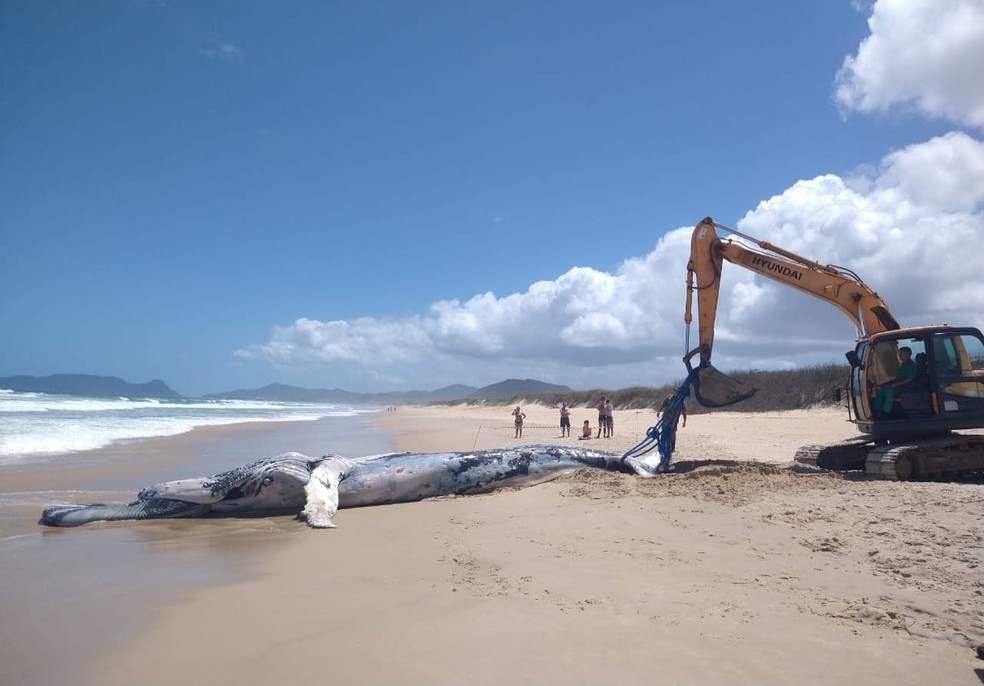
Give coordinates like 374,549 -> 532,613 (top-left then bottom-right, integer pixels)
40,452 -> 329,527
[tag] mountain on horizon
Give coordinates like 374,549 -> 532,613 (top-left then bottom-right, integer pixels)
0,373 -> 182,400
204,383 -> 364,403
467,378 -> 573,400
207,379 -> 574,403
204,382 -> 485,404
2,374 -> 572,404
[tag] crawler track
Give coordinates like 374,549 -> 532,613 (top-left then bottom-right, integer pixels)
864,434 -> 984,481
795,433 -> 984,481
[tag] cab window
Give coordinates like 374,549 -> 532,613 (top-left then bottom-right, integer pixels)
932,332 -> 984,404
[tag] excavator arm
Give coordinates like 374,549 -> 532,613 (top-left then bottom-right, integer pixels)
682,217 -> 900,407
685,217 -> 899,363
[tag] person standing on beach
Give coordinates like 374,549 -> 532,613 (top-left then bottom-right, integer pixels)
511,405 -> 526,438
605,398 -> 614,437
596,397 -> 608,438
657,394 -> 687,428
559,402 -> 571,437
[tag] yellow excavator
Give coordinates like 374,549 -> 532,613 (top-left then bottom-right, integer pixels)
682,216 -> 984,480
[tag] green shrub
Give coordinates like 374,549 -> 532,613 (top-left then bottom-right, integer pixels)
436,363 -> 849,413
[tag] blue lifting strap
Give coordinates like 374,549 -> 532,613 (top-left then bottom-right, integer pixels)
620,364 -> 702,472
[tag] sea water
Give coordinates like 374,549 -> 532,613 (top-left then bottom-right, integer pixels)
0,389 -> 373,464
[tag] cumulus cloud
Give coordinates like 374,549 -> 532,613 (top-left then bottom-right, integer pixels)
834,0 -> 984,130
237,133 -> 984,390
732,132 -> 984,352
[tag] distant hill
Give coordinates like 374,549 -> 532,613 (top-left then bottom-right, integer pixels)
202,379 -> 570,404
364,384 -> 479,404
468,378 -> 573,400
204,382 -> 484,404
205,383 -> 364,403
0,374 -> 182,400
0,374 -> 569,404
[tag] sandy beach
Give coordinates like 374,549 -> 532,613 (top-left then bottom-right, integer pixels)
2,403 -> 983,685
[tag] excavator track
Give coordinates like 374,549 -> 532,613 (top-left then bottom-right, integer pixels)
864,434 -> 984,481
794,440 -> 873,472
796,433 -> 984,481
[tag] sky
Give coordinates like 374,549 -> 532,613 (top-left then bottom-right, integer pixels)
1,0 -> 982,397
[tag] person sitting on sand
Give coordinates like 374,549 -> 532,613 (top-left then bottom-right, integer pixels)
578,420 -> 592,440
511,406 -> 526,438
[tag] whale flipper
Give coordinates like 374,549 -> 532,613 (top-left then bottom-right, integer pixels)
302,459 -> 348,528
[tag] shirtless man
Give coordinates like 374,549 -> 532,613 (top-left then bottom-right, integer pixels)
596,397 -> 608,438
559,403 -> 571,437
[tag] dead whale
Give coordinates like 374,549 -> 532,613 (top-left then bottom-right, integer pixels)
40,445 -> 662,529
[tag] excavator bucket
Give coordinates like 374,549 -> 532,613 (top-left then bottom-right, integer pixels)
621,361 -> 757,473
691,362 -> 758,408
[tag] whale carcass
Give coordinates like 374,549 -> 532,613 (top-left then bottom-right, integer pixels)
40,445 -> 663,529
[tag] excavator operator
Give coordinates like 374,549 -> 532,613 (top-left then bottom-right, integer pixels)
874,346 -> 918,415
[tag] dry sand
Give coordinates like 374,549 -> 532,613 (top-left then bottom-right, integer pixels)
4,404 -> 984,685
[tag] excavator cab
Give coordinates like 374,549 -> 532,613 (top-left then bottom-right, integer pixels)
848,326 -> 984,438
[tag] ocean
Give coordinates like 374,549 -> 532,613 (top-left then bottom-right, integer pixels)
0,390 -> 395,686
0,388 -> 375,465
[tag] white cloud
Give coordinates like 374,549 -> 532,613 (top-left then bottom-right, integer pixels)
202,42 -> 245,62
237,133 -> 984,390
834,0 -> 984,130
873,131 -> 984,210
734,133 -> 984,341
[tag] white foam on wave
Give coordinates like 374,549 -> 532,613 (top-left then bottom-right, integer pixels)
0,391 -> 373,462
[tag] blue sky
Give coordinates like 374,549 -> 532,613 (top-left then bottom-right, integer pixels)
2,0 -> 982,397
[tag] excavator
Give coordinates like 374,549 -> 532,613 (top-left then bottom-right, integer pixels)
680,216 -> 984,481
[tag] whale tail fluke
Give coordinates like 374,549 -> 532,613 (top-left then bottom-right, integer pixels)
39,499 -> 209,527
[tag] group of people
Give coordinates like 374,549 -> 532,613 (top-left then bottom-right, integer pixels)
596,397 -> 615,438
562,398 -> 615,440
558,402 -> 595,440
512,393 -> 688,441
513,401 -> 607,440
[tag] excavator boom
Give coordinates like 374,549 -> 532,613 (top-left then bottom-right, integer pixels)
685,217 -> 899,365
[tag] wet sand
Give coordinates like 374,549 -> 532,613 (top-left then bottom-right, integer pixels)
3,405 -> 983,685
0,414 -> 393,686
